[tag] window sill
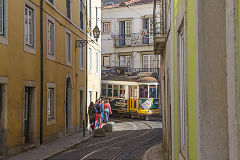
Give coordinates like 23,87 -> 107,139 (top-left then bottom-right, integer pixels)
0,35 -> 8,45
47,119 -> 56,126
66,61 -> 72,67
79,67 -> 84,71
24,44 -> 36,54
47,54 -> 56,61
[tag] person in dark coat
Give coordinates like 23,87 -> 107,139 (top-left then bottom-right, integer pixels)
88,102 -> 96,131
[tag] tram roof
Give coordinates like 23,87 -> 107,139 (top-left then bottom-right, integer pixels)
102,74 -> 159,83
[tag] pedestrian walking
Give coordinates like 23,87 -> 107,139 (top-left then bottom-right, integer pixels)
104,99 -> 112,123
95,100 -> 102,128
99,99 -> 104,126
88,102 -> 96,132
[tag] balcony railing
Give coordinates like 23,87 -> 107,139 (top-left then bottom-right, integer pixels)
102,67 -> 160,79
154,0 -> 167,37
114,33 -> 154,48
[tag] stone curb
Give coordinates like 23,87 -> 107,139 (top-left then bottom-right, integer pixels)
42,134 -> 93,160
142,144 -> 164,160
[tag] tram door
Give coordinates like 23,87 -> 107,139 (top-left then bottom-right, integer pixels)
129,86 -> 138,113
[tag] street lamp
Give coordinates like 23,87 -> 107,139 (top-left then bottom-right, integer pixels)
75,25 -> 100,48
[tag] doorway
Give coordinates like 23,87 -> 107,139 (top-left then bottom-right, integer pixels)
23,85 -> 37,146
79,90 -> 84,129
65,77 -> 73,134
0,83 -> 7,156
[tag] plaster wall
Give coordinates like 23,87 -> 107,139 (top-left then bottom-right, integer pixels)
0,0 -> 87,155
198,0 -> 229,159
87,0 -> 102,106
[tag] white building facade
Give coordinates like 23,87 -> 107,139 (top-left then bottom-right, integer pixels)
101,0 -> 160,71
87,0 -> 101,105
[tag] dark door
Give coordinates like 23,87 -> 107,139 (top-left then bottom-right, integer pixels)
119,21 -> 125,46
80,90 -> 84,128
66,78 -> 72,133
24,87 -> 31,144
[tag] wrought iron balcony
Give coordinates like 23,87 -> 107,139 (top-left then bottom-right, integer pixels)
153,0 -> 167,54
113,33 -> 154,48
102,67 -> 160,79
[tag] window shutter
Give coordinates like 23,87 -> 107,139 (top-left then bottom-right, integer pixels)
0,0 -> 3,35
50,23 -> 54,54
47,89 -> 50,119
24,8 -> 28,42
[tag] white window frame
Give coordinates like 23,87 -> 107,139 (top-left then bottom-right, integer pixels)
96,52 -> 98,74
79,0 -> 84,31
179,30 -> 186,148
103,22 -> 110,33
142,54 -> 155,71
46,14 -> 55,60
120,55 -> 131,67
89,47 -> 92,72
66,0 -> 72,20
103,56 -> 110,67
24,0 -> 36,54
65,29 -> 72,66
47,83 -> 56,126
79,44 -> 84,70
0,0 -> 7,45
125,20 -> 132,35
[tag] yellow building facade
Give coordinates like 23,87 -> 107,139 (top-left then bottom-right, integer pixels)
0,0 -> 87,156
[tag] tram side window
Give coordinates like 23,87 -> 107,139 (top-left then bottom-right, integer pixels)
120,85 -> 125,98
149,85 -> 157,98
139,85 -> 148,98
113,85 -> 119,98
107,85 -> 113,97
102,84 -> 107,97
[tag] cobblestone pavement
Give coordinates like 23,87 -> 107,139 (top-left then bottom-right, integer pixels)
49,118 -> 162,160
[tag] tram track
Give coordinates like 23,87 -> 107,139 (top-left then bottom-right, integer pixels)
80,121 -> 154,160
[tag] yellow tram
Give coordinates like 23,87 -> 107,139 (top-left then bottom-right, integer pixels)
101,73 -> 160,118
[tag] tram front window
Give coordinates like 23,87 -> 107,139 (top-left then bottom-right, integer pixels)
150,85 -> 157,98
139,85 -> 148,98
102,84 -> 107,97
108,85 -> 113,97
114,85 -> 119,98
120,85 -> 125,98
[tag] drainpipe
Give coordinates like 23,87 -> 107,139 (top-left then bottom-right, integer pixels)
85,0 -> 88,131
40,0 -> 44,144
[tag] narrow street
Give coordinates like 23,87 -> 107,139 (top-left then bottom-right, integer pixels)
49,118 -> 162,160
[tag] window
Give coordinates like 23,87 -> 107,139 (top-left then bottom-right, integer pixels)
47,88 -> 55,121
119,20 -> 132,46
120,85 -> 125,98
120,55 -> 131,67
66,0 -> 71,19
79,45 -> 84,70
143,55 -> 155,72
80,0 -> 84,30
24,6 -> 34,47
103,56 -> 110,67
139,85 -> 148,98
103,22 -> 110,33
88,0 -> 92,36
48,0 -> 54,5
101,84 -> 106,97
149,85 -> 157,98
66,31 -> 72,65
47,83 -> 56,125
107,85 -> 112,97
47,19 -> 55,55
89,48 -> 92,72
96,52 -> 98,73
0,0 -> 4,35
179,31 -> 185,147
142,18 -> 153,44
113,85 -> 119,98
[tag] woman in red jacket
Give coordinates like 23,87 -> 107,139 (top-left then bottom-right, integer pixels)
104,99 -> 112,123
